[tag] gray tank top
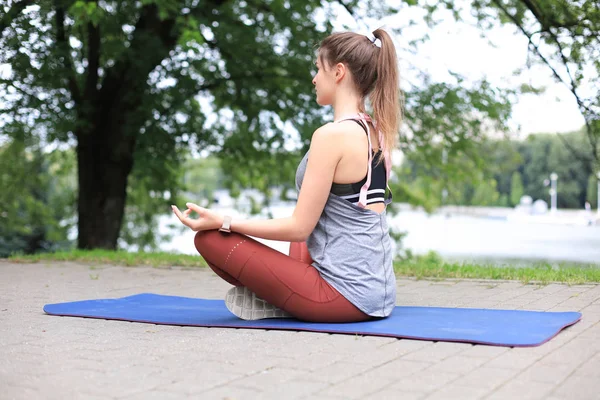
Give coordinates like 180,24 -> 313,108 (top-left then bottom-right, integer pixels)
294,113 -> 396,317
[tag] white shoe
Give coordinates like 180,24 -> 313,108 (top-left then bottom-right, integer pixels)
225,286 -> 293,320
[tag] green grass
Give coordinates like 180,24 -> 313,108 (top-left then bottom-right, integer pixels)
8,249 -> 205,268
7,250 -> 600,284
394,252 -> 600,285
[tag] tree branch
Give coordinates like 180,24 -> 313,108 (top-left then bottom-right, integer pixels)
492,0 -> 598,163
556,131 -> 593,166
0,0 -> 33,37
547,29 -> 598,161
520,0 -> 549,30
336,0 -> 355,16
54,3 -> 81,105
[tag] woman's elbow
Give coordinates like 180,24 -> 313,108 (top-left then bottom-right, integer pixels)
292,230 -> 310,243
289,215 -> 315,242
293,225 -> 314,242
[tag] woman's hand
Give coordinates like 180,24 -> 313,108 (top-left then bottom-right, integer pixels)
171,202 -> 223,232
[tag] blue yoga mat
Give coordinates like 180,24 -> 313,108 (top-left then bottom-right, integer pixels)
43,293 -> 581,347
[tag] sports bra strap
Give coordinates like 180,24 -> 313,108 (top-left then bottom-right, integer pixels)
336,113 -> 393,208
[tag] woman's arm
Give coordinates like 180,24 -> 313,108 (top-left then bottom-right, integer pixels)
174,124 -> 344,242
230,124 -> 343,242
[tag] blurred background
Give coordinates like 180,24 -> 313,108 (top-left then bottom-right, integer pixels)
1,0 -> 598,266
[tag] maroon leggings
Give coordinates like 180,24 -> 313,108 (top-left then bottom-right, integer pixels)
194,230 -> 370,323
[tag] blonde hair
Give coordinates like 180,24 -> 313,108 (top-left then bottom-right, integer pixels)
318,29 -> 401,163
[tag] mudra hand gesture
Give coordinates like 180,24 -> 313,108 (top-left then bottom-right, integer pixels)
171,203 -> 224,232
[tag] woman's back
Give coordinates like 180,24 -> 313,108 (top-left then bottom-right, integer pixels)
295,116 -> 396,317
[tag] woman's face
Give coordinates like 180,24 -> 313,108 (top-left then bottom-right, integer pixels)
312,54 -> 336,106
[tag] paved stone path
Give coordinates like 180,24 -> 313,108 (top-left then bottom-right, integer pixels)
1,261 -> 599,400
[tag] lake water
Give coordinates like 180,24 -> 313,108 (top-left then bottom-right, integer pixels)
159,204 -> 600,266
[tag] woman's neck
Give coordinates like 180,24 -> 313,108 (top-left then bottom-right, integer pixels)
332,93 -> 363,121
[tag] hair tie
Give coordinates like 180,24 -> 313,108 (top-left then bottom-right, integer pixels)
363,32 -> 382,48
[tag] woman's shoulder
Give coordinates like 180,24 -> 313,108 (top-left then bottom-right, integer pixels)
310,122 -> 348,143
313,120 -> 366,138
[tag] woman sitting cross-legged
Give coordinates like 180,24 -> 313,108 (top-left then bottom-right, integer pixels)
172,28 -> 401,323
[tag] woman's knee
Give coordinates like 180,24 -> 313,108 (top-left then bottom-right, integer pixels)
193,230 -> 222,256
194,230 -> 251,264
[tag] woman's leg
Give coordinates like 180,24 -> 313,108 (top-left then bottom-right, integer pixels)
194,230 -> 370,323
288,241 -> 313,264
204,239 -> 310,287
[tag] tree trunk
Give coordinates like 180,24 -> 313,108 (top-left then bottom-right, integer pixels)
73,4 -> 179,249
76,130 -> 135,250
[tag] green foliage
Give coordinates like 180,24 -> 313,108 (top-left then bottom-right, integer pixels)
518,130 -> 591,208
389,78 -> 514,213
397,128 -> 592,209
0,0 -> 405,250
0,0 -> 520,251
394,251 -> 600,284
0,139 -> 75,256
510,171 -> 524,206
469,0 -> 600,169
587,174 -> 599,207
183,157 -> 224,202
471,178 -> 500,206
10,249 -> 600,284
8,249 -> 205,267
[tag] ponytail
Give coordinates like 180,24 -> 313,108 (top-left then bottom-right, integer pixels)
370,28 -> 401,160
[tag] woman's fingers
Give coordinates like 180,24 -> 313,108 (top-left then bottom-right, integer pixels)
171,205 -> 191,227
185,202 -> 204,214
171,205 -> 182,219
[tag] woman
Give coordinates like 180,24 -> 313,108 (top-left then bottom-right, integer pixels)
173,28 -> 401,323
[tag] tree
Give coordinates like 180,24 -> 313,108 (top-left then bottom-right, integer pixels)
0,0 -> 360,249
510,171 -> 524,206
0,137 -> 74,256
587,174 -> 598,208
469,0 -> 600,172
471,178 -> 500,206
2,0 -> 517,250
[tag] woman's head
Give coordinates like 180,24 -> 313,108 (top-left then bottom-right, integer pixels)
312,28 -> 401,153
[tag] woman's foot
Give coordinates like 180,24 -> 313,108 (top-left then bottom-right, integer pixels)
225,286 -> 293,320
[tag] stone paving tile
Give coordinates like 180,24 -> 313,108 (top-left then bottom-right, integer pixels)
460,344 -> 508,358
424,355 -> 488,374
2,262 -> 600,399
451,366 -> 518,391
484,348 -> 542,369
257,379 -> 330,400
401,341 -> 470,362
540,337 -> 600,365
572,351 -> 600,376
229,367 -> 305,391
155,369 -> 240,395
486,379 -> 556,400
550,375 -> 600,399
386,371 -> 459,394
363,389 -> 426,400
318,369 -> 400,399
122,389 -> 195,400
296,360 -> 374,384
337,338 -> 429,367
425,383 -> 490,400
518,362 -> 581,384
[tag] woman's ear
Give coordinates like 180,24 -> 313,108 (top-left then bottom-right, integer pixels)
334,62 -> 346,83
